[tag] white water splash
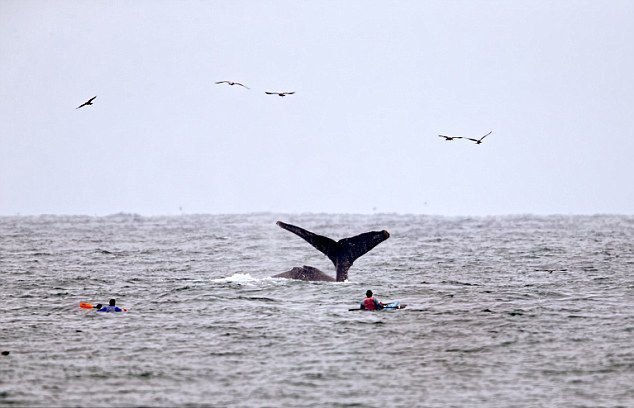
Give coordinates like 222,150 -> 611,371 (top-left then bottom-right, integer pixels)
212,273 -> 259,284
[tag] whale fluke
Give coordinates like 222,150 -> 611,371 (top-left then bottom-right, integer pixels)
274,221 -> 390,282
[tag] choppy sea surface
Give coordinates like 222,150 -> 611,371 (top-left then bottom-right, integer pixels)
0,214 -> 632,407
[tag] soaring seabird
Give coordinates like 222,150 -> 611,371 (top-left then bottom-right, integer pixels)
215,81 -> 249,89
265,91 -> 295,97
438,135 -> 463,141
76,96 -> 96,109
465,131 -> 493,144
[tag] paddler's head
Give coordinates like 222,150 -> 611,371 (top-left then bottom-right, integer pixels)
366,290 -> 373,298
109,299 -> 116,306
94,304 -> 102,309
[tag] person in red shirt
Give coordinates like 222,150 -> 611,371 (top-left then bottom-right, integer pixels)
360,290 -> 384,310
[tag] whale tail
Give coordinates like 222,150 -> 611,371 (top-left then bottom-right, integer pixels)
276,221 -> 390,281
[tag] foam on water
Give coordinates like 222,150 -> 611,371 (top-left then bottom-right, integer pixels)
212,272 -> 261,284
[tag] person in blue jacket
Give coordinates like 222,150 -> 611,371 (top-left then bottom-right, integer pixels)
97,299 -> 123,313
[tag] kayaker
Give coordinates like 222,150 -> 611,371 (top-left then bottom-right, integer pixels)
97,299 -> 124,313
360,290 -> 384,310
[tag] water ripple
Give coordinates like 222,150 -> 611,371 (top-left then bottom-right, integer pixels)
0,214 -> 632,407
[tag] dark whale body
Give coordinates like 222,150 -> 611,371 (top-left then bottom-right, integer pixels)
273,265 -> 336,282
273,221 -> 390,282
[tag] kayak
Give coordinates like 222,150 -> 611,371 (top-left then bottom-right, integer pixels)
383,301 -> 406,310
80,302 -> 128,312
349,301 -> 407,311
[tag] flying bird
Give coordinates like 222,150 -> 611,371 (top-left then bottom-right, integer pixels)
76,96 -> 96,109
265,91 -> 295,97
438,135 -> 463,141
465,131 -> 493,144
215,81 -> 249,89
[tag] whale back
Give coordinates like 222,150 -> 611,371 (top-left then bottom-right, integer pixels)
272,265 -> 336,282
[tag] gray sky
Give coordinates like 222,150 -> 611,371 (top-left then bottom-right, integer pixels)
1,0 -> 633,216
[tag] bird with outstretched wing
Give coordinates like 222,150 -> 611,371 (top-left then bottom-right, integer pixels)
76,96 -> 97,109
215,81 -> 250,89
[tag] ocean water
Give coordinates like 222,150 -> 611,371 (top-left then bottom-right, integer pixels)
0,213 -> 632,407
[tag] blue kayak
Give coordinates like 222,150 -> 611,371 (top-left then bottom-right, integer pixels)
382,301 -> 404,310
349,301 -> 407,311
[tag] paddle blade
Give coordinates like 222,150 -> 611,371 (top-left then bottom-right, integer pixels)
79,302 -> 93,309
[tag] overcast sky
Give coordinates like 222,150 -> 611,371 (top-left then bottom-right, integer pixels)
1,1 -> 633,216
